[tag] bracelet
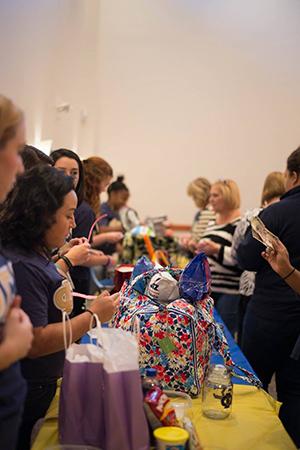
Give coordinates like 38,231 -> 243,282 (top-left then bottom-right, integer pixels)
85,309 -> 94,316
59,255 -> 73,270
283,267 -> 296,280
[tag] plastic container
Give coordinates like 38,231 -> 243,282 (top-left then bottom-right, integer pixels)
142,368 -> 160,393
154,426 -> 189,450
163,390 -> 193,421
202,364 -> 233,419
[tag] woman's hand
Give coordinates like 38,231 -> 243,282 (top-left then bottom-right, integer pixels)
178,233 -> 192,249
1,302 -> 33,367
58,238 -> 87,257
89,291 -> 119,323
261,239 -> 293,277
66,241 -> 91,266
195,239 -> 221,256
102,231 -> 124,244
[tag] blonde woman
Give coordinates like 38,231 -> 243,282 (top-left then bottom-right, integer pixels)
196,179 -> 241,335
261,171 -> 285,207
180,177 -> 215,249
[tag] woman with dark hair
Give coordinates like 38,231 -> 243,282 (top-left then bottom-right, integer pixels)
21,145 -> 54,170
101,175 -> 130,228
0,94 -> 33,450
51,149 -> 115,312
237,146 -> 300,447
0,165 -> 118,450
51,148 -> 84,205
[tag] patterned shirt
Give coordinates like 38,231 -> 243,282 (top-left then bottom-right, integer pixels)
202,218 -> 242,295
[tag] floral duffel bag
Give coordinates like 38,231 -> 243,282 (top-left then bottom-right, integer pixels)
111,254 -> 261,396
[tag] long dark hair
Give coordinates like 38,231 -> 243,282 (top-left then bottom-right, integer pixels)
0,165 -> 74,252
51,148 -> 84,205
22,145 -> 54,170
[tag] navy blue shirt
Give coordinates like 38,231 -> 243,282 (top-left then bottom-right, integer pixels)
237,185 -> 300,321
5,249 -> 66,383
0,251 -> 26,449
70,201 -> 95,285
98,202 -> 121,255
99,201 -> 120,226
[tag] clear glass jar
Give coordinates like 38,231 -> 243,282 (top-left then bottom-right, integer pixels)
202,364 -> 233,419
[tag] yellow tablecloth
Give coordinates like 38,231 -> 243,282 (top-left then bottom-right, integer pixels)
32,381 -> 296,450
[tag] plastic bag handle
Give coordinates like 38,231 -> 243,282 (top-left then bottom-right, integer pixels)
88,313 -> 103,348
62,311 -> 73,350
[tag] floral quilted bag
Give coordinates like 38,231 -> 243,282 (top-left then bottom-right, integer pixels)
111,254 -> 261,396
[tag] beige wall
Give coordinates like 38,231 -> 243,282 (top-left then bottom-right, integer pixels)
0,0 -> 100,155
1,0 -> 300,222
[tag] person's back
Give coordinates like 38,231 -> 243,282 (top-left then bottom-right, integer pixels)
236,146 -> 300,448
237,187 -> 300,320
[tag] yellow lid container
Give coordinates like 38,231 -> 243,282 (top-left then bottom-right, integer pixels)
154,426 -> 189,445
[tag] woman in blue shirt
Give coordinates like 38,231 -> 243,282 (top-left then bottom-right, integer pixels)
0,165 -> 118,450
0,94 -> 33,450
237,147 -> 300,447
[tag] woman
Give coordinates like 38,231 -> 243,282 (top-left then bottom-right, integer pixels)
0,94 -> 33,450
83,156 -> 123,247
186,177 -> 215,245
231,171 -> 286,344
21,144 -> 54,169
0,165 -> 119,450
51,150 -> 117,293
196,179 -> 241,335
100,176 -> 140,254
261,171 -> 286,207
237,147 -> 300,447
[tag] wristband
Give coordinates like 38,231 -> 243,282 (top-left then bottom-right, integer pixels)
59,255 -> 73,270
283,267 -> 296,281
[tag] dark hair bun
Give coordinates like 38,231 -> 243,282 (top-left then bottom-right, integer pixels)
116,175 -> 124,183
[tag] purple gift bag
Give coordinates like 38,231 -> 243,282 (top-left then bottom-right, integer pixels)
59,358 -> 105,446
103,370 -> 149,450
59,324 -> 149,450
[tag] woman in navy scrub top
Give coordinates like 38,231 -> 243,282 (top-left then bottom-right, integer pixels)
0,165 -> 118,450
51,148 -> 113,315
0,95 -> 33,450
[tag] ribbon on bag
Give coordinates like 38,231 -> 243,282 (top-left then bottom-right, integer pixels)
213,322 -> 262,388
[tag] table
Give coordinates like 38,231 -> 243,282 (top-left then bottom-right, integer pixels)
31,314 -> 297,450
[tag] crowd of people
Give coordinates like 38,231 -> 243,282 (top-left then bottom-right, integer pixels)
0,93 -> 300,449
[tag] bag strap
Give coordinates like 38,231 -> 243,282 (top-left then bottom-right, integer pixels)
212,322 -> 262,388
88,313 -> 103,348
62,311 -> 73,350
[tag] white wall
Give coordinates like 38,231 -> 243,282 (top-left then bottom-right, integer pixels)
0,0 -> 100,155
1,0 -> 300,222
97,0 -> 300,222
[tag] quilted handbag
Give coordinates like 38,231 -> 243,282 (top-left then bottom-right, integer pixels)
111,255 -> 261,396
